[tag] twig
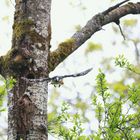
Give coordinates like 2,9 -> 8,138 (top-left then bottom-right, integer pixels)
103,0 -> 130,15
118,24 -> 126,40
115,20 -> 126,40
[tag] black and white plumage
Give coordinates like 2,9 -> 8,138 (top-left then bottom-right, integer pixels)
51,68 -> 92,80
21,68 -> 93,87
50,68 -> 93,86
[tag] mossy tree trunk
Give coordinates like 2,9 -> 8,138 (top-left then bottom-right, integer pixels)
0,1 -> 139,140
7,0 -> 51,139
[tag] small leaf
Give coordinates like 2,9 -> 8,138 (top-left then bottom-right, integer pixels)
113,81 -> 127,92
123,19 -> 137,27
2,16 -> 9,21
85,42 -> 102,55
0,85 -> 6,95
0,108 -> 6,112
74,24 -> 82,31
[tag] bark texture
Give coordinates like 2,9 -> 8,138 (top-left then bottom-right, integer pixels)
49,2 -> 140,72
7,0 -> 51,139
0,1 -> 139,140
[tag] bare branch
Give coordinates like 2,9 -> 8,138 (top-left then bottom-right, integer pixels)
103,0 -> 130,15
49,2 -> 140,72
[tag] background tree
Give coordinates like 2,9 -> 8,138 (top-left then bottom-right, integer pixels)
0,0 -> 140,140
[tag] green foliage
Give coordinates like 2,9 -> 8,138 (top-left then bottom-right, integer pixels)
48,101 -> 86,140
123,19 -> 138,27
2,16 -> 9,21
131,38 -> 140,45
112,81 -> 127,93
0,76 -> 16,112
0,76 -> 7,112
91,69 -> 140,139
128,84 -> 140,105
74,25 -> 82,31
49,62 -> 140,139
96,69 -> 108,97
115,54 -> 140,74
85,42 -> 102,55
6,76 -> 16,89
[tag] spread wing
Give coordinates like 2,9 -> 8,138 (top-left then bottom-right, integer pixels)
55,68 -> 93,79
22,68 -> 93,83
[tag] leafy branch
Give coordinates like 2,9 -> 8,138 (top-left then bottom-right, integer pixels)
0,76 -> 16,112
48,66 -> 140,139
115,54 -> 140,75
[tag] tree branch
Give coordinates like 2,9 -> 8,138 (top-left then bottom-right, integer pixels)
49,2 -> 140,72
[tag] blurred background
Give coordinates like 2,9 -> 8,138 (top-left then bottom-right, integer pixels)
0,0 -> 140,139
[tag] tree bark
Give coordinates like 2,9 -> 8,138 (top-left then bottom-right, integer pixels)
0,1 -> 139,140
49,2 -> 140,72
7,0 -> 51,139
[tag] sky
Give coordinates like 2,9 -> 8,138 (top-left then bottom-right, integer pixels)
0,0 -> 140,139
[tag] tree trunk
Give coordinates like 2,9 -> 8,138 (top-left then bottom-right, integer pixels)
0,0 -> 138,139
8,0 -> 51,139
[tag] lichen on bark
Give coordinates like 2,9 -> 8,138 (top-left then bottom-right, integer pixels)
0,1 -> 138,140
49,38 -> 76,71
7,0 -> 52,140
13,19 -> 34,39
